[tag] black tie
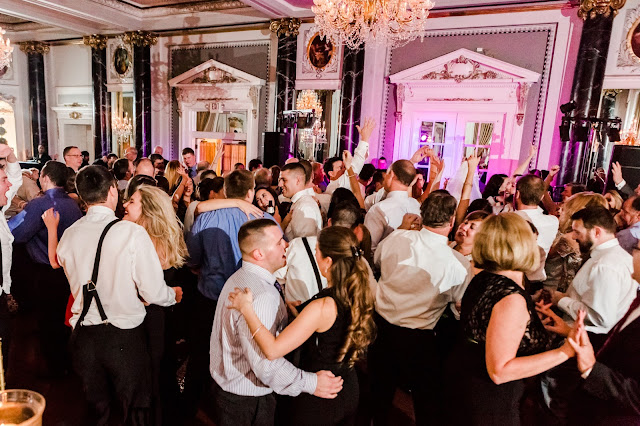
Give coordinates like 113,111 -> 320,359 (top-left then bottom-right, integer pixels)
273,281 -> 284,301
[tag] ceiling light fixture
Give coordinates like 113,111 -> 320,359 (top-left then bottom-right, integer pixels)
0,27 -> 13,70
312,0 -> 435,49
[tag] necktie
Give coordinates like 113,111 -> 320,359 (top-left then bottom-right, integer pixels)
273,281 -> 285,301
597,294 -> 640,356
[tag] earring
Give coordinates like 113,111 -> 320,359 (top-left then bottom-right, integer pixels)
324,267 -> 329,275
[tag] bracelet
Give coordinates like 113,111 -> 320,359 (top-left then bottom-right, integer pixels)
251,325 -> 264,339
348,174 -> 355,178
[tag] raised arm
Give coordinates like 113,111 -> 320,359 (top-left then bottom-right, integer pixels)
542,165 -> 560,216
210,143 -> 225,172
343,151 -> 365,209
455,155 -> 480,227
513,145 -> 537,177
229,287 -> 336,360
42,208 -> 61,269
420,155 -> 445,203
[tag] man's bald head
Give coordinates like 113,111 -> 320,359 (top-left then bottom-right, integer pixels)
390,159 -> 417,187
135,158 -> 155,177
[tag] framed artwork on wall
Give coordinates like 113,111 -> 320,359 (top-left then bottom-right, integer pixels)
296,23 -> 343,90
106,37 -> 134,90
618,4 -> 640,68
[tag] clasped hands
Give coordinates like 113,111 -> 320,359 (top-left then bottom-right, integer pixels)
536,302 -> 596,374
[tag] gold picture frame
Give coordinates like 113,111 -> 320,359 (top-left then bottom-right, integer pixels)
306,32 -> 335,70
627,17 -> 640,64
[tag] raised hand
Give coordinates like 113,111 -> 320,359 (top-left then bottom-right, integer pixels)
227,287 -> 254,312
355,117 -> 376,142
342,150 -> 353,171
466,154 -> 481,171
41,208 -> 60,230
612,161 -> 624,185
528,144 -> 538,159
410,146 -> 429,164
0,144 -> 13,159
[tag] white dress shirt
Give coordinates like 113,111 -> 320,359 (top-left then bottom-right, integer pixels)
210,261 -> 317,397
57,206 -> 176,329
284,188 -> 322,241
183,199 -> 200,237
515,207 -> 559,281
558,238 -> 638,334
364,191 -> 420,252
325,140 -> 368,195
0,161 -> 22,295
365,189 -> 386,212
275,236 -> 378,302
375,228 -> 472,330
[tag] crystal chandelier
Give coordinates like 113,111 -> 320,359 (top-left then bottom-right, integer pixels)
112,112 -> 132,149
312,0 -> 436,49
0,27 -> 13,70
296,90 -> 323,118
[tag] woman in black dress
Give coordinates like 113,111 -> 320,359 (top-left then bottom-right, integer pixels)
228,226 -> 376,426
446,213 -> 576,425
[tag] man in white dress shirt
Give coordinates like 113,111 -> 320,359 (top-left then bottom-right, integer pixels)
57,165 -> 182,425
514,174 -> 559,282
210,219 -> 343,426
0,145 -> 22,369
279,162 -> 322,241
364,159 -> 420,253
550,206 -> 638,348
369,191 -> 471,426
276,201 -> 376,303
324,117 -> 375,195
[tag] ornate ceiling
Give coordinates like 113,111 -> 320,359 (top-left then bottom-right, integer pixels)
0,0 -> 568,41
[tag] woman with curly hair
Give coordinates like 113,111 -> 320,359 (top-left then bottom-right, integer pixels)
228,226 -> 376,425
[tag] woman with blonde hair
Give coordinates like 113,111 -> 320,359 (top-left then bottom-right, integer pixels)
445,213 -> 575,425
165,160 -> 194,221
543,192 -> 608,293
227,226 -> 375,425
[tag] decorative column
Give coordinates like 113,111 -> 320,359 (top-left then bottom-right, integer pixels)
558,0 -> 626,185
84,35 -> 111,159
124,31 -> 157,157
271,18 -> 300,123
20,41 -> 49,157
339,45 -> 365,153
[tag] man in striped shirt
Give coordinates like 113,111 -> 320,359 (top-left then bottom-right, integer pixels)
210,219 -> 343,426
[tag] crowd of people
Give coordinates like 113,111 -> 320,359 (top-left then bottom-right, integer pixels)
2,117 -> 640,426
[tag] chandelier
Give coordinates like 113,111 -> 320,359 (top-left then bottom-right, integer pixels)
296,90 -> 323,117
312,0 -> 436,50
0,27 -> 13,70
112,112 -> 132,148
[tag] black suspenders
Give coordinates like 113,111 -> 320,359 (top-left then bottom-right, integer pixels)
302,237 -> 323,294
77,219 -> 121,326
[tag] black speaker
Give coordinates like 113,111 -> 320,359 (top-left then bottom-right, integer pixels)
262,132 -> 289,168
606,144 -> 640,193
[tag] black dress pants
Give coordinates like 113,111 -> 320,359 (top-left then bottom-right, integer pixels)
33,263 -> 71,375
182,290 -> 217,417
212,380 -> 276,426
71,323 -> 151,426
368,313 -> 442,426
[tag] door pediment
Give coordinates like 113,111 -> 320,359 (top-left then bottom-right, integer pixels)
168,59 -> 266,88
389,48 -> 540,84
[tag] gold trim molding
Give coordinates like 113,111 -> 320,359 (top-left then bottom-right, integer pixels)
122,31 -> 158,47
578,0 -> 626,20
83,34 -> 108,50
19,41 -> 50,55
269,18 -> 301,38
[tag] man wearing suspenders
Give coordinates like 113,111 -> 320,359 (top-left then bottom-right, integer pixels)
57,166 -> 182,425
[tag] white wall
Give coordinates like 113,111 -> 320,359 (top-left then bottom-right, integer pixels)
604,0 -> 640,88
0,48 -> 31,160
44,43 -> 92,159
